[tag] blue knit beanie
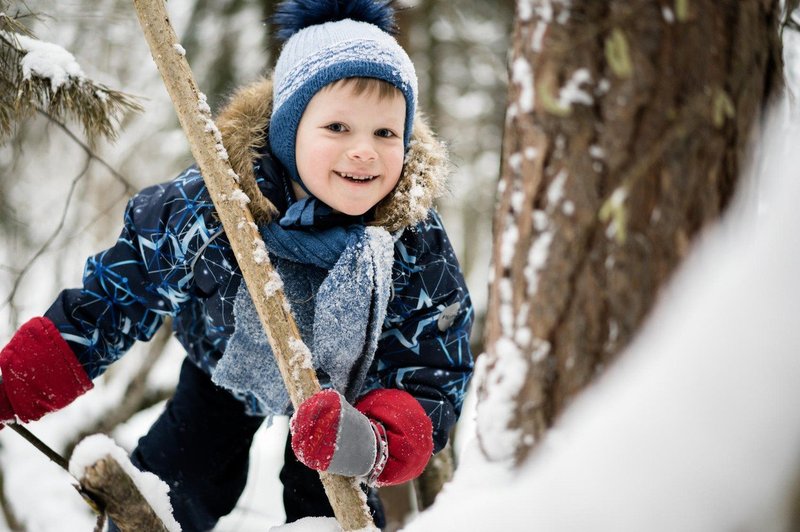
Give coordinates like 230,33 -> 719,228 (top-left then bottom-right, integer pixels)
269,0 -> 418,187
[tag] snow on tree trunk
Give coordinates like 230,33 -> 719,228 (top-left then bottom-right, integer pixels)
479,0 -> 784,464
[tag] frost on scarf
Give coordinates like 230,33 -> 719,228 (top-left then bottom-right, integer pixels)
212,227 -> 394,422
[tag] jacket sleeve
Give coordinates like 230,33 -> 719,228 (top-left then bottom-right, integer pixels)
368,210 -> 475,453
44,166 -> 222,379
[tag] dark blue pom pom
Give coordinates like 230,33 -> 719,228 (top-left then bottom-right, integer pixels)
273,0 -> 398,42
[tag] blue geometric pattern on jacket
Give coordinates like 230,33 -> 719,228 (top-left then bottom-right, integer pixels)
45,164 -> 474,451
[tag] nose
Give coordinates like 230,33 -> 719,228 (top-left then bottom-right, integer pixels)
347,138 -> 378,162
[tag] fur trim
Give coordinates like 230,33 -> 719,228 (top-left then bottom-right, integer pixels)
216,78 -> 278,224
215,77 -> 448,231
373,114 -> 448,232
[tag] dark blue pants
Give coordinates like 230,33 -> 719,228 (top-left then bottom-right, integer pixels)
116,359 -> 384,531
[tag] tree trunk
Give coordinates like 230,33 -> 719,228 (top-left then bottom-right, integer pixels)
479,0 -> 783,464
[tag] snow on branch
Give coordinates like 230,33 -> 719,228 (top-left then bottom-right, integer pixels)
0,10 -> 141,142
71,434 -> 181,532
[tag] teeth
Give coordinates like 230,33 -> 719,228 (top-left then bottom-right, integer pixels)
338,171 -> 376,181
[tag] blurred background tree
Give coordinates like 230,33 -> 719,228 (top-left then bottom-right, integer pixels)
480,0 -> 786,468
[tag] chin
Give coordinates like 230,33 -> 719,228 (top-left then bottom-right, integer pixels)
335,205 -> 371,216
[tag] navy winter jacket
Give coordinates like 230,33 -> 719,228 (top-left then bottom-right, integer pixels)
45,158 -> 473,452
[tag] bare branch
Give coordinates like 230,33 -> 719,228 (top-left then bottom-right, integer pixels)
1,153 -> 90,312
36,109 -> 137,193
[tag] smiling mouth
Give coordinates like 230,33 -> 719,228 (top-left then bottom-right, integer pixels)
335,171 -> 378,182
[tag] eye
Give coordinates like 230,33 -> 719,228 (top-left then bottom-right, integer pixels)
375,128 -> 398,138
325,123 -> 347,133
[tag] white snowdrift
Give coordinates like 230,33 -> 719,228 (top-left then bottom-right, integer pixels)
404,112 -> 800,532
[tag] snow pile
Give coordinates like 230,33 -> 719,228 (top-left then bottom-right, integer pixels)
269,515 -> 379,532
70,434 -> 182,532
406,113 -> 800,531
269,517 -> 342,531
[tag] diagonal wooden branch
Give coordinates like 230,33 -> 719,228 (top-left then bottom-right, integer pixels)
130,0 -> 374,529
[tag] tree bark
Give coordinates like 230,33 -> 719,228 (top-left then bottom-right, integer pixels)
131,0 -> 374,529
80,456 -> 169,532
480,0 -> 783,464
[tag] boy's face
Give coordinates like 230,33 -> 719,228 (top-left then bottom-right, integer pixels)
294,82 -> 406,216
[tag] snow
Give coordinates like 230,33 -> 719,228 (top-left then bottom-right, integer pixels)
474,338 -> 527,462
288,337 -> 313,372
70,434 -> 181,532
230,188 -> 250,206
197,91 -> 231,162
517,0 -> 533,22
253,238 -> 270,264
405,112 -> 800,532
270,517 -> 342,531
7,32 -> 85,91
524,226 -> 553,296
499,222 -> 518,267
197,92 -> 212,114
268,516 -> 379,532
497,278 -> 514,336
511,57 -> 534,113
510,189 -> 525,213
527,0 -> 572,52
546,169 -> 568,205
531,3 -> 552,52
508,152 -> 523,174
557,68 -> 593,107
262,270 -> 284,298
589,144 -> 605,159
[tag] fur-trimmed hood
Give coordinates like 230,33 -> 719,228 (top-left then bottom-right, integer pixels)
216,77 -> 448,232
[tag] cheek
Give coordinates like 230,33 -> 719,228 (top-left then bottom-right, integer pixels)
297,140 -> 333,179
385,148 -> 405,180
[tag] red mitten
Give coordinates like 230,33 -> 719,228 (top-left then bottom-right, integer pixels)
0,317 -> 93,424
290,389 -> 381,480
290,388 -> 433,486
355,388 -> 433,486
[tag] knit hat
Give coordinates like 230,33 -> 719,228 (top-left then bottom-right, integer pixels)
268,0 -> 418,187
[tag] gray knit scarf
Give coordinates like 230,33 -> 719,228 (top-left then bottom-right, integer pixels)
212,224 -> 395,424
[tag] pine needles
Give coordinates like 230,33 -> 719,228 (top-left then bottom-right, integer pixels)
0,7 -> 141,143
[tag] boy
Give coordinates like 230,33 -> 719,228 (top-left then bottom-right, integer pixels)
0,0 -> 474,529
